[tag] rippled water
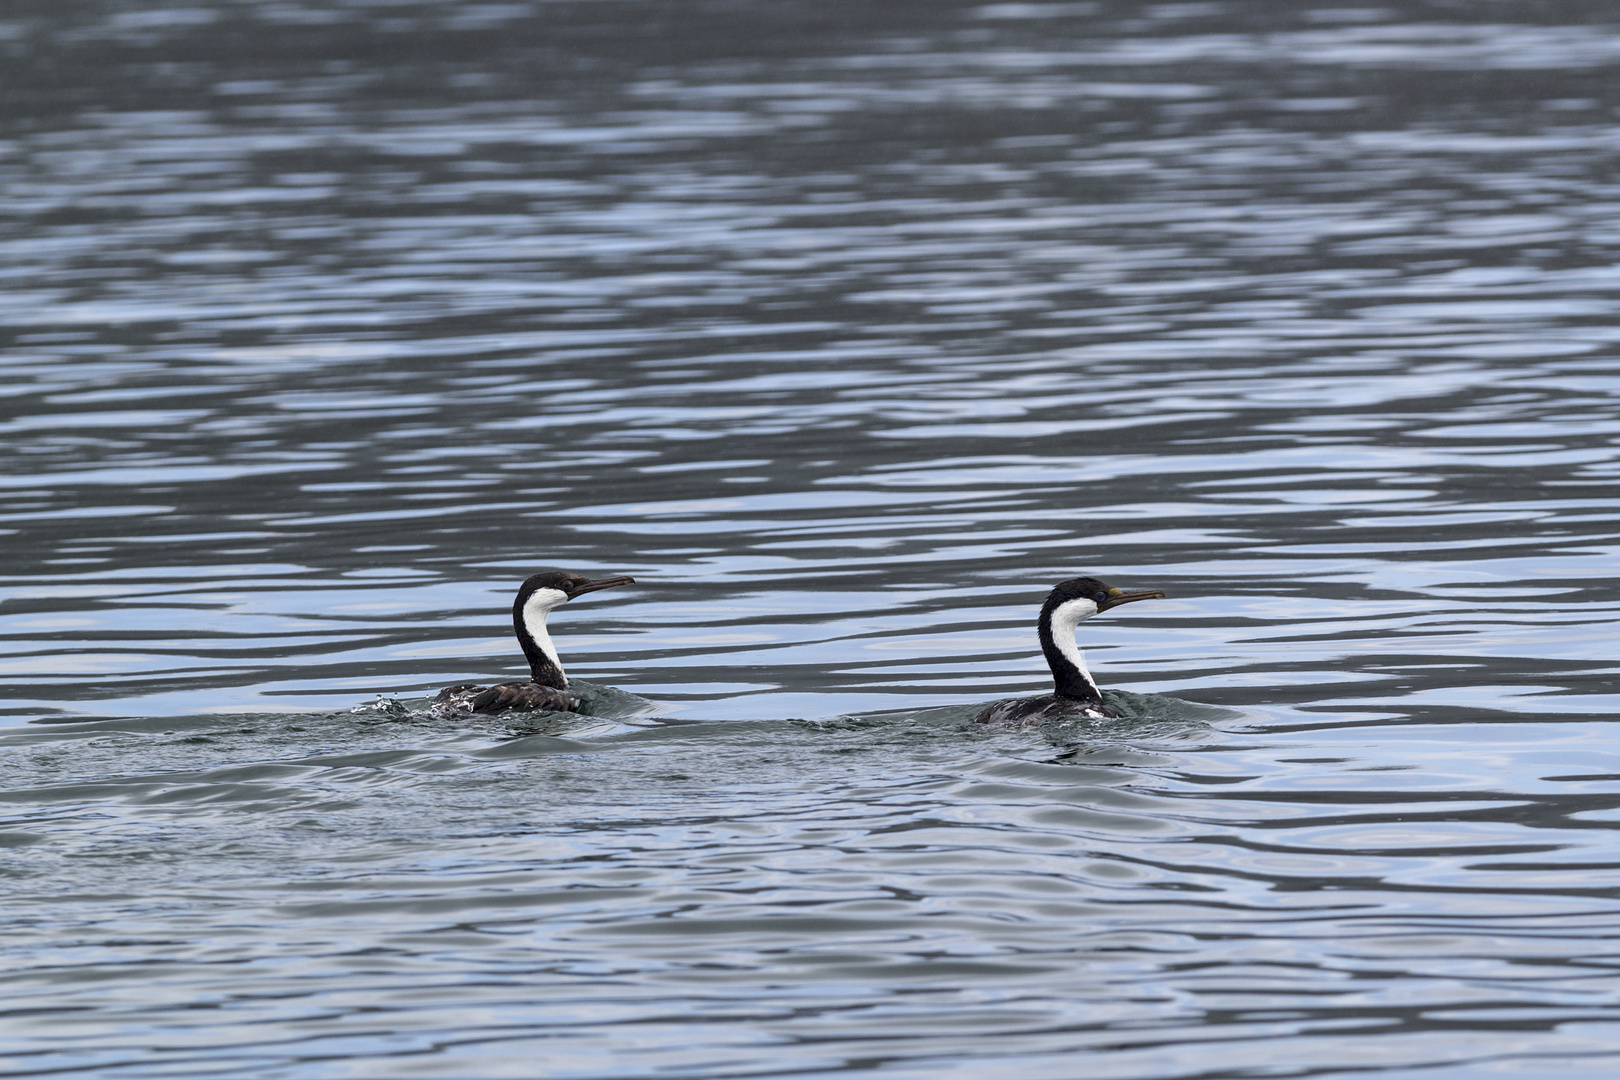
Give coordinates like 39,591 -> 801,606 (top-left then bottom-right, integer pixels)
6,1 -> 1620,1076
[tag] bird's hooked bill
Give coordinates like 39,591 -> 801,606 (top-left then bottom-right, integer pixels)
566,575 -> 635,598
1097,587 -> 1165,612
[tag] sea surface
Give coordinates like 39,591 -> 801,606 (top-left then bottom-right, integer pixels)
5,1 -> 1620,1076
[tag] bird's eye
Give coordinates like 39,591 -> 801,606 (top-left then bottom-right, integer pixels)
1094,591 -> 1108,603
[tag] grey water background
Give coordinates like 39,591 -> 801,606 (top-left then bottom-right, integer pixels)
5,0 -> 1620,1076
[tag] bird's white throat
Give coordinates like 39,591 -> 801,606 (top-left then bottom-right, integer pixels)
1048,596 -> 1099,691
519,586 -> 570,683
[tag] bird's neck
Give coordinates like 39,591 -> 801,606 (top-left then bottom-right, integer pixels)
515,593 -> 568,689
1038,605 -> 1101,703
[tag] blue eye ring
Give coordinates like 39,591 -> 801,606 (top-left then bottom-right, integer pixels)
1093,591 -> 1108,603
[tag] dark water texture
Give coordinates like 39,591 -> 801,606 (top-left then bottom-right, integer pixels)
5,1 -> 1620,1076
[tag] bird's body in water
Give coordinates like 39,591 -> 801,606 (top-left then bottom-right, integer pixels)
974,575 -> 1165,725
436,570 -> 633,714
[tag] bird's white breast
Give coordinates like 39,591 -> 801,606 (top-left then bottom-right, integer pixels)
519,586 -> 570,677
1048,596 -> 1099,687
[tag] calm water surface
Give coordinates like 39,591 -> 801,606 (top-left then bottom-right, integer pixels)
5,1 -> 1620,1076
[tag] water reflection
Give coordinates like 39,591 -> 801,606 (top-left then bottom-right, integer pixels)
3,0 -> 1620,1076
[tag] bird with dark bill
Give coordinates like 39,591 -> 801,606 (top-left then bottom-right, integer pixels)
437,570 -> 634,714
974,575 -> 1165,725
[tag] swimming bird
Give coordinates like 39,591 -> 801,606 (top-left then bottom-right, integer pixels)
436,570 -> 634,714
974,575 -> 1164,725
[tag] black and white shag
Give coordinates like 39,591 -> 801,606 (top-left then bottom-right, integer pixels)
974,575 -> 1164,725
437,570 -> 634,714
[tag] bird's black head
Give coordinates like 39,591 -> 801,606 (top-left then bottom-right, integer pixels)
518,570 -> 635,602
1043,575 -> 1165,615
